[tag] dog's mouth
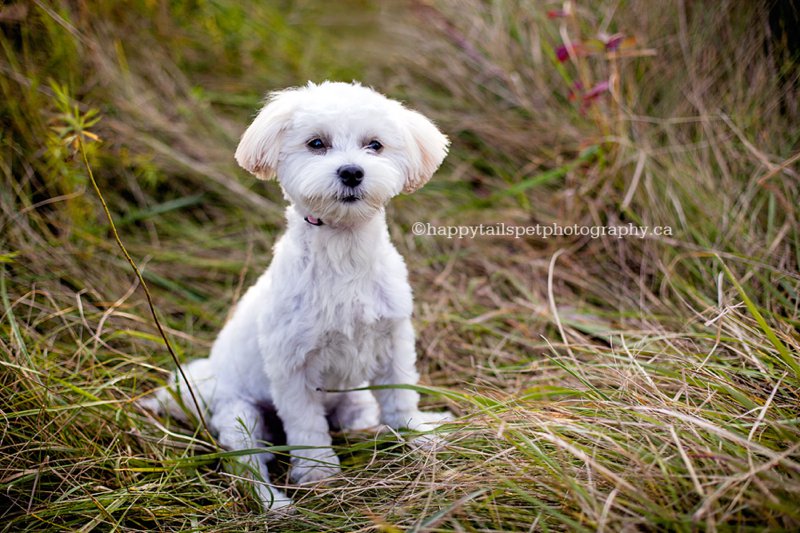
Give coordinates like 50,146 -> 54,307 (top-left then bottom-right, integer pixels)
339,194 -> 361,203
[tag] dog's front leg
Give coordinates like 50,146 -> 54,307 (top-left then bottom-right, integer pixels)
270,371 -> 340,484
211,400 -> 291,510
373,318 -> 453,432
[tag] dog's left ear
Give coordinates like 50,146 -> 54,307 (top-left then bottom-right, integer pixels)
401,109 -> 450,193
235,89 -> 299,180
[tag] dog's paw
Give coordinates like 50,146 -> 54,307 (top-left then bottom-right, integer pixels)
255,485 -> 293,512
338,407 -> 380,432
289,450 -> 341,485
404,410 -> 454,432
333,399 -> 380,431
136,395 -> 162,415
409,431 -> 449,451
418,410 -> 454,426
384,409 -> 453,432
406,410 -> 453,450
290,461 -> 340,485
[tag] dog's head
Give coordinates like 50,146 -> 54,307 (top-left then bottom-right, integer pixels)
235,81 -> 449,226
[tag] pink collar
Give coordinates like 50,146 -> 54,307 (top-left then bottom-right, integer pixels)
304,215 -> 324,226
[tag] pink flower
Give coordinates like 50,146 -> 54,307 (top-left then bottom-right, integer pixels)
604,33 -> 625,51
583,80 -> 610,103
555,43 -> 585,62
568,80 -> 611,111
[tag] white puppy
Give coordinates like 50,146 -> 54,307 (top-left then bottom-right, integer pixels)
141,81 -> 451,510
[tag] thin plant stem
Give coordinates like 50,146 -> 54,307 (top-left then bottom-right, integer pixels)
78,136 -> 215,445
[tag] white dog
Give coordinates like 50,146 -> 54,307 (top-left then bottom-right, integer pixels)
141,81 -> 451,510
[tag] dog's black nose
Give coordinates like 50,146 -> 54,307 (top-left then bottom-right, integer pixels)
337,165 -> 364,188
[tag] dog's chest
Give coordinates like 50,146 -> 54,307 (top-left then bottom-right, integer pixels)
318,318 -> 394,387
304,254 -> 410,387
302,237 -> 412,329
316,276 -> 404,326
260,224 -> 413,383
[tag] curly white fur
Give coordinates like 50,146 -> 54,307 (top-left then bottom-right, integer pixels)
140,81 -> 451,510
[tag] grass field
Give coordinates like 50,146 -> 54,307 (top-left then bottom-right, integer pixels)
2,1 -> 799,531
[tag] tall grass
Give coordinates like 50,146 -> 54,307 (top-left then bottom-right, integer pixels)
2,0 -> 798,531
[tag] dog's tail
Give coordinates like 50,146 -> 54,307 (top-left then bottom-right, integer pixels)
137,359 -> 213,423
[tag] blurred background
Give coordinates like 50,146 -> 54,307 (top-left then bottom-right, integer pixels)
1,1 -> 799,530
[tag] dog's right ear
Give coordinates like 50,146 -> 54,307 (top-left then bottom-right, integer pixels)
235,89 -> 299,180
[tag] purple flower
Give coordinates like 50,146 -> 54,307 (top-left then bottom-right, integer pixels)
583,80 -> 610,102
604,33 -> 625,51
555,43 -> 584,62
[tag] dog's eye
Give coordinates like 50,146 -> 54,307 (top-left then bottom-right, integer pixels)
366,140 -> 383,152
307,138 -> 326,151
